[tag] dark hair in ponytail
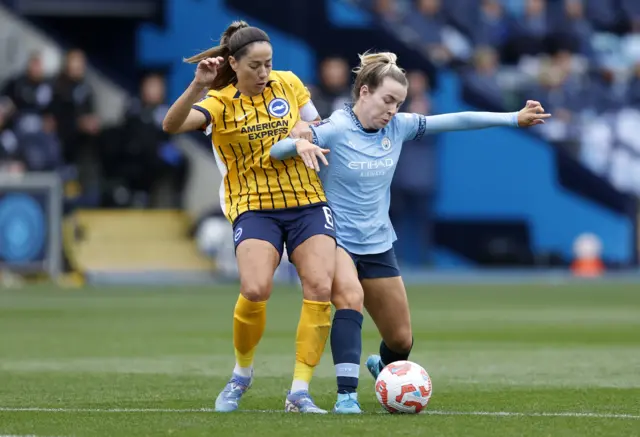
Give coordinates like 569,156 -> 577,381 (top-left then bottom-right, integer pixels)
184,21 -> 270,90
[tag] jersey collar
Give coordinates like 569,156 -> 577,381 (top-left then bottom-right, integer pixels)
230,81 -> 276,101
344,103 -> 380,134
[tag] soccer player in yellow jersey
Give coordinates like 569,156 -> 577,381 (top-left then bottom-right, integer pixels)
163,21 -> 335,413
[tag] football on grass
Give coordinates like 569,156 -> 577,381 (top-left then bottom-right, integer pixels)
375,360 -> 432,413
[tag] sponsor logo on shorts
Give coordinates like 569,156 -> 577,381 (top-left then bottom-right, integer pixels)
234,227 -> 243,242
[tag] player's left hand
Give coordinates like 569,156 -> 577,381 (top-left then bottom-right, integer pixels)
295,139 -> 329,172
290,120 -> 314,142
517,100 -> 552,127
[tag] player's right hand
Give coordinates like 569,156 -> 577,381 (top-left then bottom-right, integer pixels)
194,57 -> 224,87
295,139 -> 329,172
517,100 -> 551,127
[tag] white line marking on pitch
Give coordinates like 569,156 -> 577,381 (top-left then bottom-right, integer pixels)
0,407 -> 637,419
426,410 -> 639,419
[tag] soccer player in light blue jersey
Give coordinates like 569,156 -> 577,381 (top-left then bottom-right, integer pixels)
271,52 -> 551,414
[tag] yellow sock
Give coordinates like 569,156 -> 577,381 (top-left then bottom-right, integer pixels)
292,299 -> 331,390
233,294 -> 267,368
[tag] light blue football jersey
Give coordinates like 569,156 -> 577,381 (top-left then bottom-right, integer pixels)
310,105 -> 426,255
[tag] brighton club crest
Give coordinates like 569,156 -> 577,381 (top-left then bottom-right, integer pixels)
267,98 -> 290,118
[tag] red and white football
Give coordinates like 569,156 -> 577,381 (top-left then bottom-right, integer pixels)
375,360 -> 432,414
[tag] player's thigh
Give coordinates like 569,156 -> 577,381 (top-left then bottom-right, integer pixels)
233,212 -> 283,302
359,249 -> 412,351
331,247 -> 364,311
287,204 -> 337,302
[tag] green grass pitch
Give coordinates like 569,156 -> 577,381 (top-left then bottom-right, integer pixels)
0,283 -> 639,436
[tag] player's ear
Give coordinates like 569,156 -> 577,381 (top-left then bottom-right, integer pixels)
228,56 -> 238,72
360,85 -> 369,97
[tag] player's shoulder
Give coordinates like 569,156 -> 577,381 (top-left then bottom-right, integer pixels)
270,70 -> 305,89
393,112 -> 419,123
312,108 -> 351,129
195,89 -> 226,107
390,112 -> 422,130
331,108 -> 353,126
270,70 -> 300,82
208,86 -> 236,102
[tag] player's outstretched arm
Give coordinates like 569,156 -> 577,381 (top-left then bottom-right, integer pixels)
423,100 -> 551,134
289,118 -> 320,142
272,116 -> 339,170
271,138 -> 329,172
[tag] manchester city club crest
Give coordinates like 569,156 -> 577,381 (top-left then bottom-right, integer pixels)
381,137 -> 391,151
268,98 -> 290,118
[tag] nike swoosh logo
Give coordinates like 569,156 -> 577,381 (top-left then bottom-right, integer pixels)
236,113 -> 249,121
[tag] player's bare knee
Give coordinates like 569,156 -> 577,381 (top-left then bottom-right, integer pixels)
240,279 -> 272,302
332,287 -> 364,311
301,274 -> 332,302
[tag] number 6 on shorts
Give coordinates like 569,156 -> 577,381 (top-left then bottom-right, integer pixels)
322,206 -> 334,229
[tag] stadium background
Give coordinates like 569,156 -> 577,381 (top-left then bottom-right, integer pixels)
1,0 -> 639,282
0,1 -> 639,436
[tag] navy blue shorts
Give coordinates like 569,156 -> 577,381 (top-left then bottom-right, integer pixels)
232,203 -> 336,260
344,247 -> 401,280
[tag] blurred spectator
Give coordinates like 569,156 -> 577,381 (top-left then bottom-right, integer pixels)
406,69 -> 429,101
620,0 -> 640,26
102,73 -> 187,208
519,0 -> 549,38
550,0 -> 594,57
49,49 -> 102,206
440,0 -> 478,37
311,57 -> 351,119
621,17 -> 640,64
504,0 -> 549,61
524,51 -> 585,154
17,113 -> 63,172
535,64 -> 575,117
628,62 -> 640,107
0,52 -> 65,173
0,113 -> 63,174
391,71 -> 436,265
405,0 -> 453,64
0,53 -> 56,148
464,47 -> 506,111
584,0 -> 619,32
369,0 -> 471,64
470,0 -> 511,49
373,0 -> 407,26
0,98 -> 23,173
52,49 -> 100,165
586,66 -> 627,114
1,52 -> 55,135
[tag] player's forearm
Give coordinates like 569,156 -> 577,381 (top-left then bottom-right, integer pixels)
424,111 -> 519,133
270,138 -> 298,160
163,81 -> 207,133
